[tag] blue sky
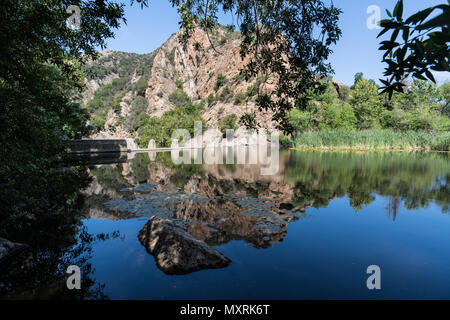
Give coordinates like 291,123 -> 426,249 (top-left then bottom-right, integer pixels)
105,0 -> 449,86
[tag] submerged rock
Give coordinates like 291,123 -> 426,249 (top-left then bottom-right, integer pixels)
0,238 -> 27,266
134,183 -> 157,193
138,216 -> 231,274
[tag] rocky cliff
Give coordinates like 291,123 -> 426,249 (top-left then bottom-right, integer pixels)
81,26 -> 276,139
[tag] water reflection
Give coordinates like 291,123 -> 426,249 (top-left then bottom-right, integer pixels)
86,150 -> 449,255
283,151 -> 449,214
2,149 -> 449,298
0,224 -> 118,300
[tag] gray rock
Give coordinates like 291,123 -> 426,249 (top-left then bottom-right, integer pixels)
138,216 -> 231,274
0,238 -> 27,265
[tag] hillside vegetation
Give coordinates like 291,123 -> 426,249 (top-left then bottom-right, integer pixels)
288,76 -> 450,150
79,28 -> 449,151
81,50 -> 157,131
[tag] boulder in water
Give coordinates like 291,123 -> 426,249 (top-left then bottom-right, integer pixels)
138,216 -> 231,274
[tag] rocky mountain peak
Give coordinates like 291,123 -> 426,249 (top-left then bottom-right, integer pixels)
145,26 -> 275,127
82,25 -> 278,140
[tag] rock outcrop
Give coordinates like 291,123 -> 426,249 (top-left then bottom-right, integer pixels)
82,26 -> 278,138
138,216 -> 231,274
145,27 -> 276,128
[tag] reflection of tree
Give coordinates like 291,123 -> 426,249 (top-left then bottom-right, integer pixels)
0,171 -> 120,300
285,151 -> 450,214
386,197 -> 401,221
89,153 -> 297,249
0,225 -> 115,299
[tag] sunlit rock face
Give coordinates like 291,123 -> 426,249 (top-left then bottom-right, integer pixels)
145,27 -> 276,129
81,26 -> 280,138
138,216 -> 231,275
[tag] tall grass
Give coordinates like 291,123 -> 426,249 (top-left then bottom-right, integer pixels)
293,130 -> 450,151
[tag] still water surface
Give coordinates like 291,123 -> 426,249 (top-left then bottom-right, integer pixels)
2,150 -> 450,299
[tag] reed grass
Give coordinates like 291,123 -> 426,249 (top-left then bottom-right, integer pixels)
293,130 -> 450,151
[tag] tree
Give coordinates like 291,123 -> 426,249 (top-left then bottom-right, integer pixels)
0,0 -> 138,239
168,0 -> 342,133
350,78 -> 383,129
438,82 -> 450,115
353,72 -> 364,86
219,114 -> 238,135
378,0 -> 450,98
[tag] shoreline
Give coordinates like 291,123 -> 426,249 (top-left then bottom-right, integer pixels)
291,146 -> 450,153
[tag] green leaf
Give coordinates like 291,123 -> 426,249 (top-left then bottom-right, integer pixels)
416,12 -> 449,30
391,28 -> 400,42
393,0 -> 404,20
405,7 -> 434,24
425,70 -> 436,83
413,72 -> 427,81
377,27 -> 390,38
402,26 -> 410,42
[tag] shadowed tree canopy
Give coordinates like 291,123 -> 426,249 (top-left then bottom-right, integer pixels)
378,0 -> 450,98
165,0 -> 342,134
0,0 -> 131,237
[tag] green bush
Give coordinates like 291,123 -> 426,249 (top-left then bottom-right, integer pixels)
133,76 -> 149,97
207,93 -> 216,107
317,103 -> 357,131
219,114 -> 238,134
350,79 -> 383,129
167,47 -> 176,65
137,102 -> 205,148
234,92 -> 247,105
279,134 -> 292,148
123,96 -> 149,132
215,73 -> 227,91
168,89 -> 190,107
219,86 -> 232,102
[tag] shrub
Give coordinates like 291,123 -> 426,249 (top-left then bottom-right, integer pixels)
215,73 -> 227,91
168,89 -> 190,107
133,76 -> 148,97
207,93 -> 216,107
137,102 -> 205,148
219,86 -> 232,102
167,47 -> 176,65
289,108 -> 315,132
123,96 -> 149,132
279,134 -> 292,148
317,103 -> 357,131
350,79 -> 383,129
234,93 -> 247,105
219,114 -> 238,134
90,112 -> 108,130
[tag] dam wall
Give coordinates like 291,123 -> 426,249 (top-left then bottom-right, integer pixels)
64,139 -> 132,154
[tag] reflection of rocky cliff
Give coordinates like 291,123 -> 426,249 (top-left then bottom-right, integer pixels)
81,150 -> 450,275
83,170 -> 135,221
87,152 -> 308,248
87,150 -> 450,228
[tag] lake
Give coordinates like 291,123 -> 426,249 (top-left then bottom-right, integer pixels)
1,150 -> 449,299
